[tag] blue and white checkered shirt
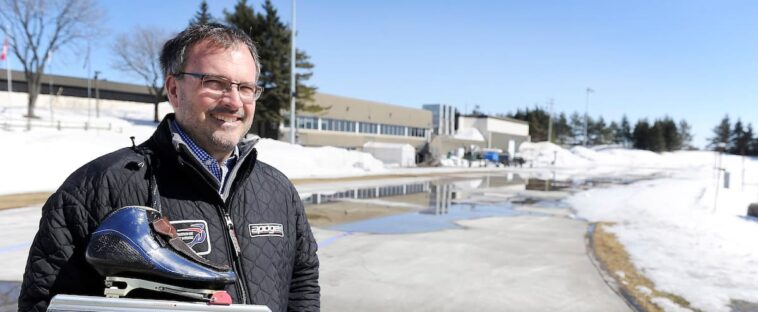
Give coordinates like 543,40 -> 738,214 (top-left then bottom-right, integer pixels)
169,119 -> 239,193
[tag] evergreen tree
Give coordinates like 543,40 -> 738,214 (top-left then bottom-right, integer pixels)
190,0 -> 214,26
632,119 -> 651,150
225,0 -> 319,138
569,112 -> 585,145
619,115 -> 633,148
730,119 -> 750,155
555,113 -> 571,145
709,115 -> 731,151
745,124 -> 756,156
509,106 -> 550,142
608,121 -> 621,145
649,120 -> 666,152
679,120 -> 694,150
659,117 -> 680,151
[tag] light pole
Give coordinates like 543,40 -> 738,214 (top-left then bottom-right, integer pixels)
94,71 -> 100,118
289,0 -> 297,144
584,87 -> 594,146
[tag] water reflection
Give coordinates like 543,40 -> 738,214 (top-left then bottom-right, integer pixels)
305,179 -> 529,234
0,281 -> 21,312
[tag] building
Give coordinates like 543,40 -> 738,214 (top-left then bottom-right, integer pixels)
458,114 -> 530,156
0,69 -> 158,104
422,104 -> 455,136
280,93 -> 433,151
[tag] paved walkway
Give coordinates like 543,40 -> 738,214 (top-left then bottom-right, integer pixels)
313,215 -> 631,312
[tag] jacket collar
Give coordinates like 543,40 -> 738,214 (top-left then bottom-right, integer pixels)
144,113 -> 258,173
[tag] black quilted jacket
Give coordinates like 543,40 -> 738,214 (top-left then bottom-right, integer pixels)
18,115 -> 320,312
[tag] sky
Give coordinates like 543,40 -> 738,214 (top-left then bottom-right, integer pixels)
4,0 -> 758,149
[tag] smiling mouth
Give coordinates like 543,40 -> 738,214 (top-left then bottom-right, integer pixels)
211,114 -> 242,123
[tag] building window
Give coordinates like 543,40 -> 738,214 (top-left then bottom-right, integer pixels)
409,127 -> 426,137
321,118 -> 356,133
296,116 -> 318,129
380,124 -> 404,136
359,122 -> 378,134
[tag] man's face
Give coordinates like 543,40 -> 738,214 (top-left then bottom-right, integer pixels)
166,39 -> 257,160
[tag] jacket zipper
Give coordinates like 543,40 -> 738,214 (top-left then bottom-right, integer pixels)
175,144 -> 251,304
222,210 -> 249,304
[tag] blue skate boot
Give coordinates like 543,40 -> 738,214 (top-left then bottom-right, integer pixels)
86,206 -> 237,304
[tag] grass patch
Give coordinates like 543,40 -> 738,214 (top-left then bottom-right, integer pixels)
592,222 -> 699,312
0,192 -> 51,210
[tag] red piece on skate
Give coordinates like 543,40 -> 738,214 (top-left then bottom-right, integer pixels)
208,291 -> 233,305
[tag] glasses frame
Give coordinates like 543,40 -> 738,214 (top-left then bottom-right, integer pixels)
174,72 -> 263,103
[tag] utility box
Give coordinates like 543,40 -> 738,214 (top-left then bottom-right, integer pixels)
748,203 -> 758,218
723,171 -> 730,189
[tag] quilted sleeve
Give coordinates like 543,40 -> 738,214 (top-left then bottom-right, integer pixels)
17,187 -> 98,312
287,185 -> 320,311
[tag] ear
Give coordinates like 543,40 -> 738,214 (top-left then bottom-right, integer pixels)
166,75 -> 180,110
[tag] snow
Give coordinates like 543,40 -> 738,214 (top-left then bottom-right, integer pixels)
0,101 -> 386,195
564,149 -> 758,311
452,127 -> 485,141
3,101 -> 758,312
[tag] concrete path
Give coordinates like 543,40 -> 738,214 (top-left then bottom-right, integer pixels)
313,215 -> 631,312
0,181 -> 632,311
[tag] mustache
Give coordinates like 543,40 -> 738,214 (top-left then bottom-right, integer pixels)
209,107 -> 245,119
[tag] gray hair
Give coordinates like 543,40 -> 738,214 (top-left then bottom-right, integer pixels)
160,23 -> 261,82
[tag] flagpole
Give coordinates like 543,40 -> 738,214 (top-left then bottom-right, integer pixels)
5,55 -> 10,109
4,38 -> 10,109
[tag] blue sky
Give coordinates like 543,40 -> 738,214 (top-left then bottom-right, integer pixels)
6,0 -> 758,148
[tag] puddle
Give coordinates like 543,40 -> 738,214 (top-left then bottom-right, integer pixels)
0,281 -> 21,312
304,178 -> 532,234
302,172 -> 641,234
328,203 -> 526,234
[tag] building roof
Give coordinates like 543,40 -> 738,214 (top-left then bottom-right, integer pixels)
460,114 -> 530,125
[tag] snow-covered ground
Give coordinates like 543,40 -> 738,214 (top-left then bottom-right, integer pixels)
2,102 -> 757,311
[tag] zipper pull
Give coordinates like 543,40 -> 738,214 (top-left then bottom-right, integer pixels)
224,213 -> 242,258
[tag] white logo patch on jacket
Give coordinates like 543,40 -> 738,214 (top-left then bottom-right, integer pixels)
249,223 -> 284,237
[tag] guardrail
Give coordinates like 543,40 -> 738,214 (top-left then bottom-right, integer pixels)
0,118 -> 123,132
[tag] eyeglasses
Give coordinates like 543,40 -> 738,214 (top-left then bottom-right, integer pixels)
174,72 -> 263,103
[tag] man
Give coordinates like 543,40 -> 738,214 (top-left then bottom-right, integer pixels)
18,23 -> 320,312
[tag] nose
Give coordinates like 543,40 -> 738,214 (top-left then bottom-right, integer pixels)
221,84 -> 245,110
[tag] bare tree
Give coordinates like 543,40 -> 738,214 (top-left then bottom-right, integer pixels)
112,27 -> 168,123
0,0 -> 103,118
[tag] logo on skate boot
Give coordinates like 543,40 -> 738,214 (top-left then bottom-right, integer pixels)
170,220 -> 211,255
249,223 -> 284,237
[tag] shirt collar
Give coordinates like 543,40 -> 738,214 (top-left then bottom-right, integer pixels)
168,118 -> 239,166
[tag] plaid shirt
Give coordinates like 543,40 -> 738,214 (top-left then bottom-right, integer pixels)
169,119 -> 239,193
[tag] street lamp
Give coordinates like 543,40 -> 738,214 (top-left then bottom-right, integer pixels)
94,71 -> 101,118
289,0 -> 297,144
584,87 -> 594,146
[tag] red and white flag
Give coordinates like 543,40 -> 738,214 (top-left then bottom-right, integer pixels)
0,37 -> 8,61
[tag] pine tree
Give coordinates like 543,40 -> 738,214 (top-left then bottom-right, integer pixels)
569,112 -> 585,145
608,121 -> 621,145
509,106 -> 550,142
633,119 -> 651,150
619,115 -> 632,147
679,120 -> 694,150
659,117 -> 680,151
225,0 -> 319,138
709,115 -> 731,151
190,0 -> 214,25
555,113 -> 571,145
745,124 -> 756,156
730,119 -> 749,155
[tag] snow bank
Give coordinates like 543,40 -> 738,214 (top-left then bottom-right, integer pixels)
567,153 -> 758,312
255,138 -> 386,179
0,102 -> 386,195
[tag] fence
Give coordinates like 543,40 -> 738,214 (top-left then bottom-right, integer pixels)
0,118 -> 123,132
